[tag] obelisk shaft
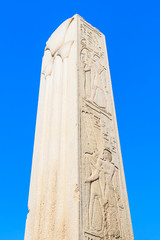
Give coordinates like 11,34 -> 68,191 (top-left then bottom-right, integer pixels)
25,14 -> 134,240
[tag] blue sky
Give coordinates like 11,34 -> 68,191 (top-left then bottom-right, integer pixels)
0,0 -> 160,239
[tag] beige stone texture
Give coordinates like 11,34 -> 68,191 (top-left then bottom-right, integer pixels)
25,14 -> 134,240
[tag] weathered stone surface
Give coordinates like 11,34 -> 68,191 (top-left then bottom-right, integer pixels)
25,14 -> 134,240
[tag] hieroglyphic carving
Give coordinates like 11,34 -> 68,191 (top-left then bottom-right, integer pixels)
85,232 -> 102,240
81,103 -> 124,239
79,17 -> 133,240
80,20 -> 112,118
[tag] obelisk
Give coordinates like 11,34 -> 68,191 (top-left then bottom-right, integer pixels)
25,14 -> 134,240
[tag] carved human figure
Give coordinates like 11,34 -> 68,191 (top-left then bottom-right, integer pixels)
80,48 -> 92,98
85,149 -> 122,239
89,55 -> 107,109
85,151 -> 103,233
81,49 -> 108,109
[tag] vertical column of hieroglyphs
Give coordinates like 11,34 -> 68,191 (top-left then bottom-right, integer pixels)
78,16 -> 134,240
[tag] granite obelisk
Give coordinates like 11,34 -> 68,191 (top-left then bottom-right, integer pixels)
25,14 -> 134,240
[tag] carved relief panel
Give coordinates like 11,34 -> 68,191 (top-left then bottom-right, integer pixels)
78,17 -> 133,240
